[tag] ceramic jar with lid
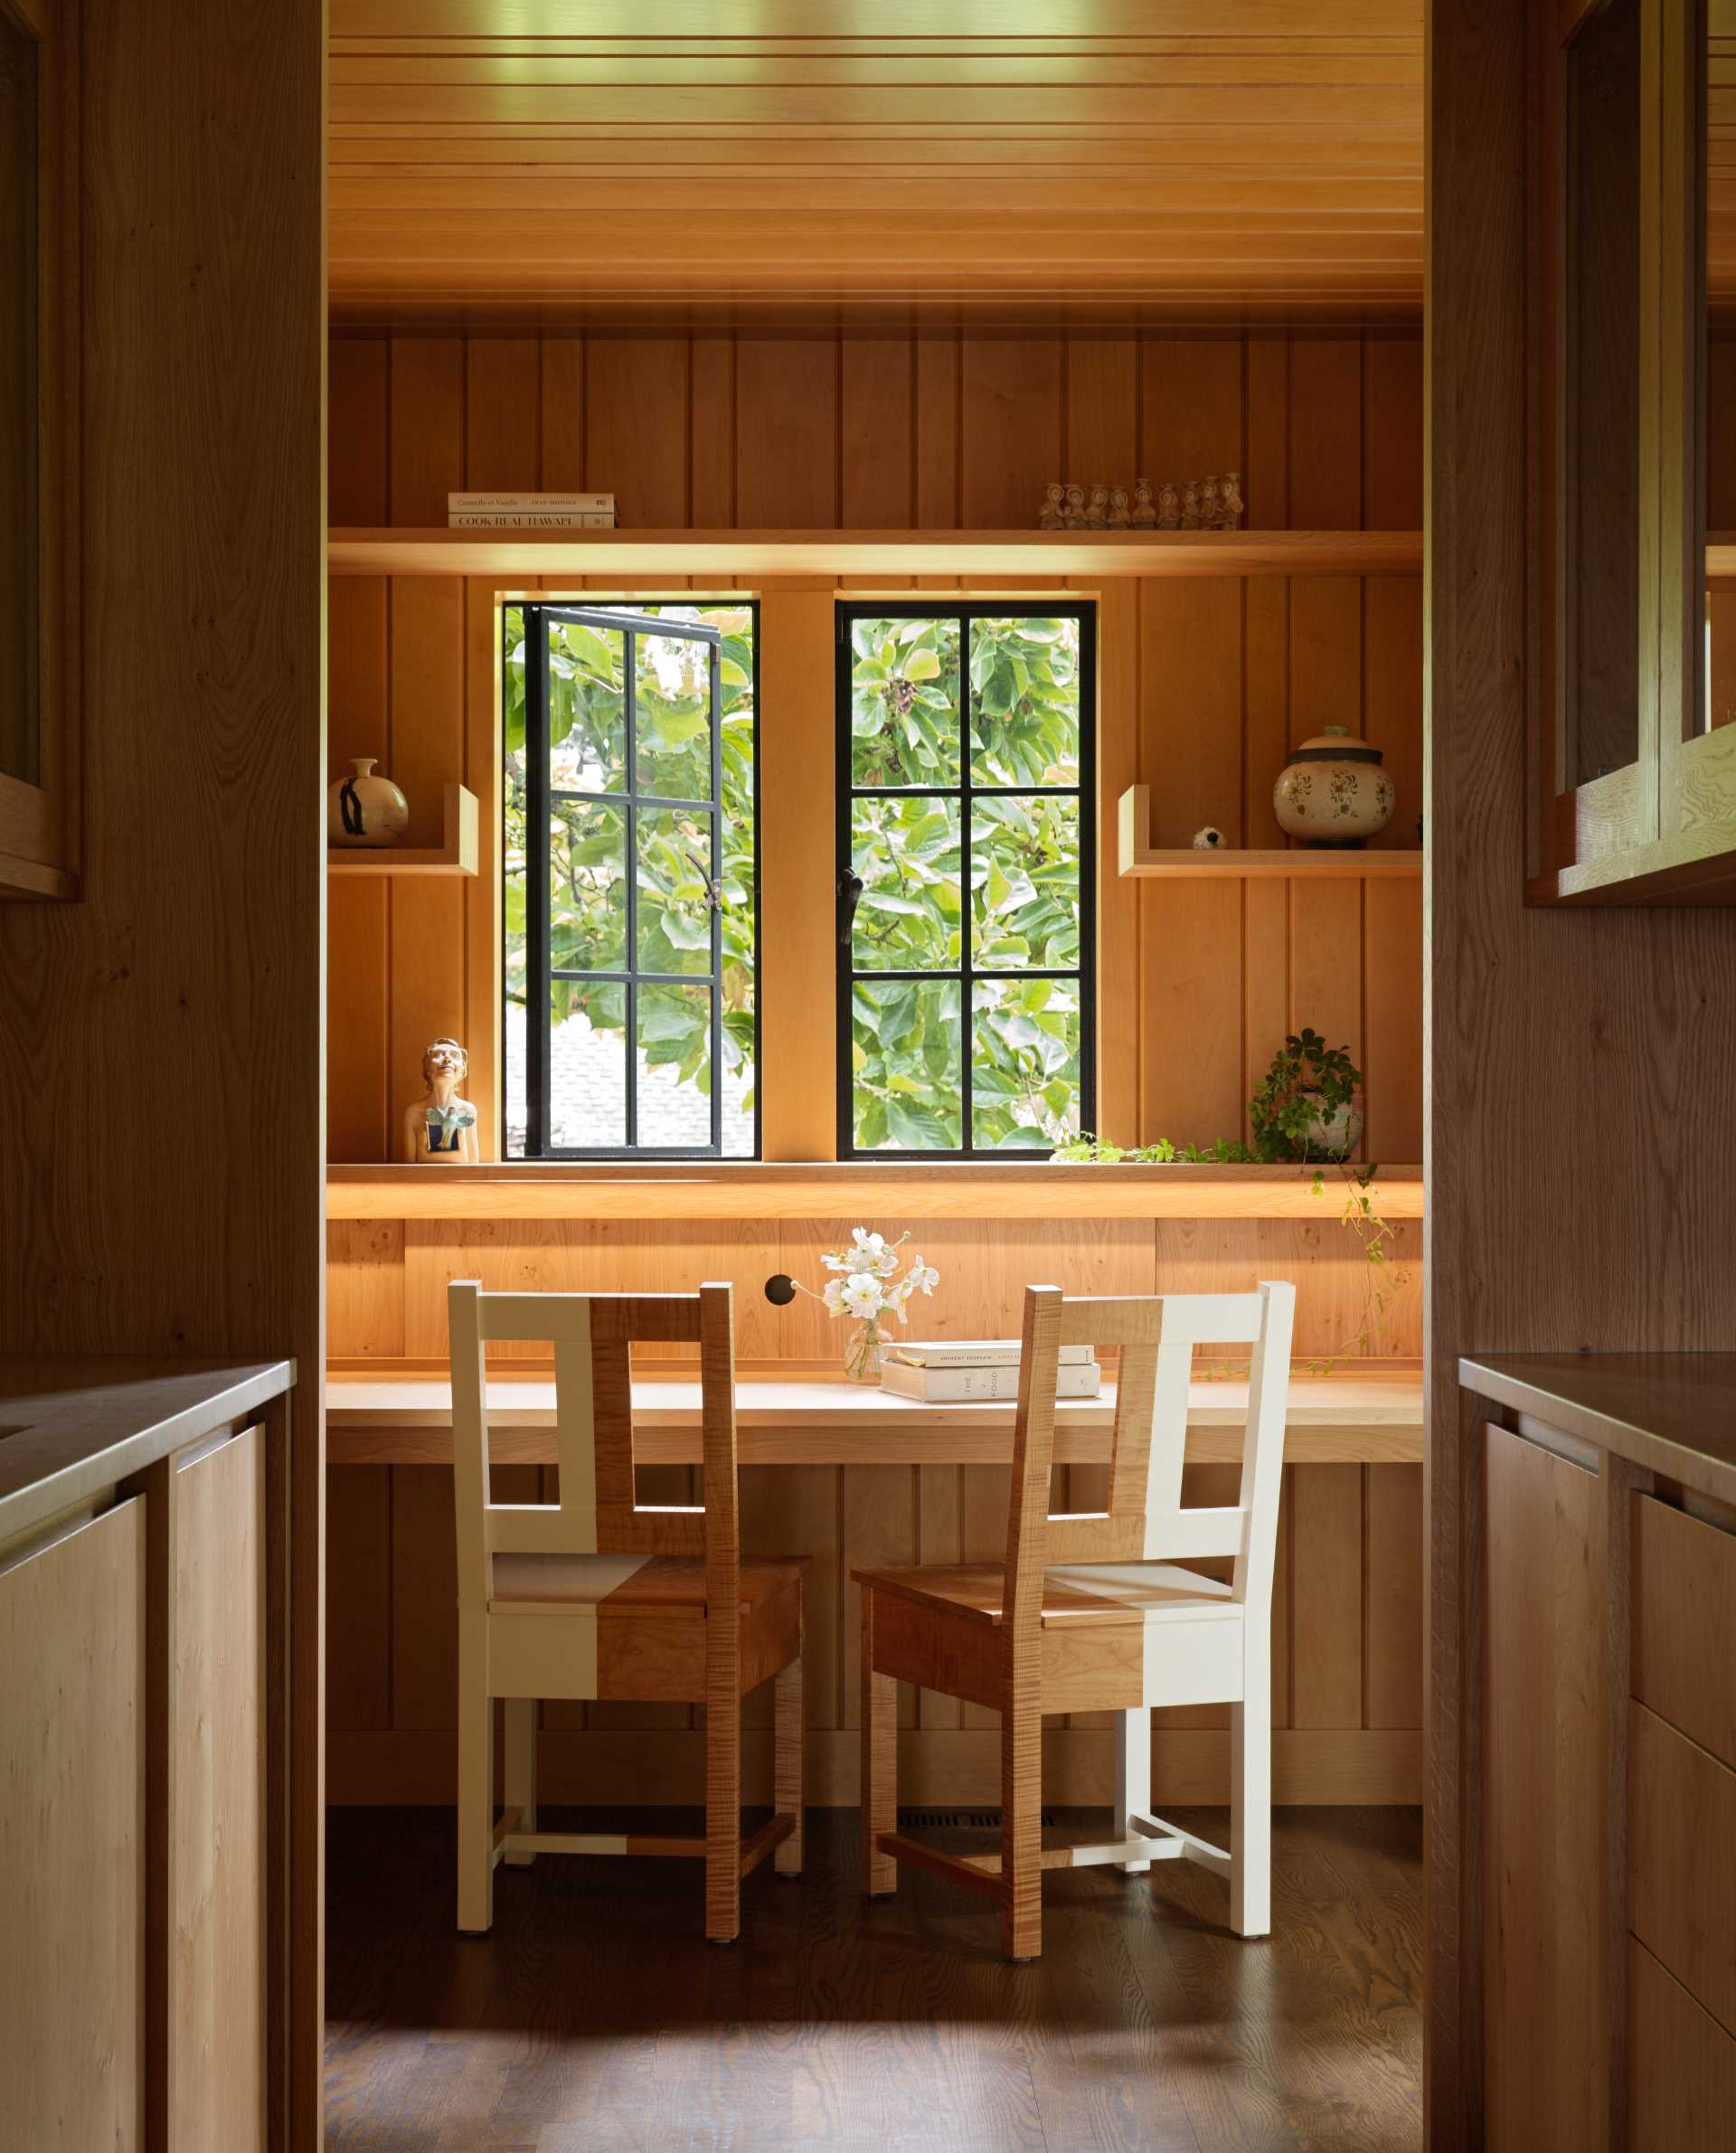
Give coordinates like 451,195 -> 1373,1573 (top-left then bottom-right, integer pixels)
1272,725 -> 1394,846
327,757 -> 410,848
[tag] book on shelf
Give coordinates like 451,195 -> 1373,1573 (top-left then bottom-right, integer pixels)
892,1337 -> 1095,1371
448,491 -> 614,514
880,1358 -> 1102,1404
448,511 -> 616,529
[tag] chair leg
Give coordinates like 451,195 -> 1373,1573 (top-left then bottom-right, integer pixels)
999,1679 -> 1043,1961
457,1614 -> 494,1934
861,1589 -> 897,1896
1230,1673 -> 1272,1938
502,1696 -> 536,1867
773,1633 -> 804,1877
1115,1705 -> 1153,1874
705,1690 -> 741,1944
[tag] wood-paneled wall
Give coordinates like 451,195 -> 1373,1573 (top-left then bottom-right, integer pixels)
327,1209 -> 1423,1808
327,326 -> 1424,1164
0,1 -> 326,2138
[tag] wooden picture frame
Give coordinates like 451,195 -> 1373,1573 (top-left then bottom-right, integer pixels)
0,0 -> 79,901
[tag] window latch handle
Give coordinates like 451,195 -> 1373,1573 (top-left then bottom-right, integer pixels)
837,867 -> 863,949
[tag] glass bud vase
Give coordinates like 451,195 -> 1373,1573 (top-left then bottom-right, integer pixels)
844,1318 -> 887,1385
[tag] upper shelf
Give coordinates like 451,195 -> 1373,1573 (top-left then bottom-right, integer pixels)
1118,785 -> 1422,879
326,526 -> 1425,581
327,781 -> 478,878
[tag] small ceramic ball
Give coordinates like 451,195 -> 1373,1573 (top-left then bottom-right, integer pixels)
1192,825 -> 1226,850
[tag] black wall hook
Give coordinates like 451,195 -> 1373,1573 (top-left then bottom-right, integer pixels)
763,1274 -> 797,1307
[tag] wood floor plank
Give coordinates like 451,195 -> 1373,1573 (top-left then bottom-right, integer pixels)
324,1806 -> 1423,2151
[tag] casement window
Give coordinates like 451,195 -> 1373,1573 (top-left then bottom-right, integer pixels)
835,603 -> 1095,1157
503,601 -> 759,1158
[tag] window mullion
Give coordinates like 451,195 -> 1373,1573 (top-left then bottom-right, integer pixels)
528,606 -> 552,1160
624,629 -> 638,1154
958,610 -> 973,1157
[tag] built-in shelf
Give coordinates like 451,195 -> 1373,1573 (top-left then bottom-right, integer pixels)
325,1161 -> 1425,1223
1118,784 -> 1423,880
327,781 -> 478,878
326,525 -> 1424,581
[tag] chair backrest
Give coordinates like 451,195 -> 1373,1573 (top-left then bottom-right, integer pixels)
1003,1280 -> 1296,1642
447,1279 -> 739,1614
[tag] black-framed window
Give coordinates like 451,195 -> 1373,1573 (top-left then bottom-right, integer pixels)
835,604 -> 1095,1157
503,600 -> 759,1159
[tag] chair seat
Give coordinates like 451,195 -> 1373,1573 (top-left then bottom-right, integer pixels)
852,1559 -> 1235,1628
492,1552 -> 804,1615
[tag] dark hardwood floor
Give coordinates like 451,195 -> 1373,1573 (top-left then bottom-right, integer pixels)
325,1804 -> 1423,2152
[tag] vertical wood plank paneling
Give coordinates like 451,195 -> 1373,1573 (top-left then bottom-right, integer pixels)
690,335 -> 736,527
742,1462 -> 841,1730
1364,1462 -> 1424,1729
389,336 -> 464,524
465,338 -> 539,493
959,1465 -> 1011,1729
390,1468 -> 458,1731
737,339 -> 841,528
585,336 -> 689,525
1290,1462 -> 1364,1727
326,1220 -> 405,1358
1140,579 -> 1243,844
1290,877 -> 1366,1157
538,337 -> 586,490
843,1468 -> 918,1730
1288,338 -> 1363,527
959,335 -> 1062,525
326,1467 -> 392,1732
1242,879 -> 1290,1143
327,579 -> 391,1164
1141,884 -> 1243,1147
1245,576 -> 1290,848
1363,877 -> 1424,1164
913,333 -> 960,527
1096,578 -> 1140,1145
1362,335 -> 1424,528
1063,336 -> 1138,487
328,336 -> 389,526
1243,335 -> 1290,528
1289,576 -> 1364,742
1139,337 -> 1243,492
840,337 -> 913,527
916,1465 -> 963,1730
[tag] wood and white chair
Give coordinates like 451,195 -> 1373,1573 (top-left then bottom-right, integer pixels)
448,1278 -> 804,1942
854,1279 -> 1294,1960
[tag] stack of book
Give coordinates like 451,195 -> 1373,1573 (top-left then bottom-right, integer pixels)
880,1338 -> 1101,1402
447,491 -> 616,529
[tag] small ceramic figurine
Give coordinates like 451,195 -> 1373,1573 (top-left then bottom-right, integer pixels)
1200,477 -> 1222,526
1062,483 -> 1088,529
1039,481 -> 1066,530
327,757 -> 409,849
1086,484 -> 1110,529
1108,485 -> 1131,529
1131,478 -> 1156,528
402,1036 -> 479,1164
1181,480 -> 1203,530
1193,825 -> 1226,850
1156,483 -> 1181,530
1219,471 -> 1244,526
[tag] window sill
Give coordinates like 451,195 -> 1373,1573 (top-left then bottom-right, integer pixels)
326,1160 -> 1424,1223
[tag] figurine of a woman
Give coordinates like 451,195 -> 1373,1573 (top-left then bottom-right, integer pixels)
1086,484 -> 1110,529
1062,483 -> 1088,529
1039,481 -> 1066,530
1108,485 -> 1131,529
1131,478 -> 1156,528
402,1037 -> 479,1164
1156,483 -> 1181,530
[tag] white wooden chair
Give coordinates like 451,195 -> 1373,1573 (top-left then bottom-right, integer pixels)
448,1278 -> 804,1942
854,1279 -> 1295,1959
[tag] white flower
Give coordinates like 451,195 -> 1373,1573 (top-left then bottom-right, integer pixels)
821,1279 -> 847,1315
840,1273 -> 884,1319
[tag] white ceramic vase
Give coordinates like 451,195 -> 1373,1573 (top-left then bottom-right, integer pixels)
1272,725 -> 1394,846
328,757 -> 410,849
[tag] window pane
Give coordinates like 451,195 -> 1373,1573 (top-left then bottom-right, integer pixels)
548,619 -> 626,792
850,794 -> 961,972
638,981 -> 713,1148
549,979 -> 627,1150
635,628 -> 713,800
636,806 -> 714,977
851,978 -> 962,1151
848,616 -> 961,787
971,795 -> 1082,970
973,977 -> 1082,1151
968,617 -> 1080,788
550,801 -> 627,974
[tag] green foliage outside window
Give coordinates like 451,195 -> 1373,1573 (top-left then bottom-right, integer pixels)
504,603 -> 757,1126
844,611 -> 1089,1153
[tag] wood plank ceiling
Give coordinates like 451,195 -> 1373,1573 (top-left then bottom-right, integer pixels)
328,2 -> 1426,326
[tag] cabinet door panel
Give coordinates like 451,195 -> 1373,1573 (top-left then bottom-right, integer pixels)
0,1500 -> 146,2150
171,1427 -> 268,2152
1482,1424 -> 1607,2153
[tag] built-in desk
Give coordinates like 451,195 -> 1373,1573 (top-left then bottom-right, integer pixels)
326,1363 -> 1425,1812
326,1366 -> 1424,1468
